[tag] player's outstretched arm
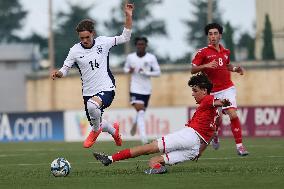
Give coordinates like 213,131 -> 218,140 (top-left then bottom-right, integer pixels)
115,3 -> 134,45
124,3 -> 134,29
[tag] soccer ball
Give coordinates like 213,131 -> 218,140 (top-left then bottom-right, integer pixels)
50,157 -> 71,177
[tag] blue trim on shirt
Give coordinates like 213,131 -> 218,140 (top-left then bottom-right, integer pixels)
80,39 -> 96,49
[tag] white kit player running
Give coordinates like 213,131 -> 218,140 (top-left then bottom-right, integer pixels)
93,73 -> 231,174
124,36 -> 161,144
51,4 -> 135,148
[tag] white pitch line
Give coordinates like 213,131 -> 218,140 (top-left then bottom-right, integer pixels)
0,153 -> 48,157
0,155 -> 283,167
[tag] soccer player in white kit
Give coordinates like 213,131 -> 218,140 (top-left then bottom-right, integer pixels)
123,37 -> 161,144
51,4 -> 134,148
93,73 -> 231,174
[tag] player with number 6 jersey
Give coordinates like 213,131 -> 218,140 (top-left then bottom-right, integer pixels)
51,3 -> 135,148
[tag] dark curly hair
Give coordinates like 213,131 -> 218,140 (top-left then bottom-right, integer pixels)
204,23 -> 223,35
134,36 -> 148,45
188,73 -> 213,94
76,19 -> 95,33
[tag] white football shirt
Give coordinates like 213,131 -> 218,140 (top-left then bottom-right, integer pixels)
59,28 -> 131,96
124,52 -> 161,95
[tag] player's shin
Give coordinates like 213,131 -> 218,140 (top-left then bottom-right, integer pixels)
83,99 -> 102,148
230,117 -> 242,144
101,119 -> 115,135
112,149 -> 131,162
137,110 -> 148,144
87,99 -> 102,132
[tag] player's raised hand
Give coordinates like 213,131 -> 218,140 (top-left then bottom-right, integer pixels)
125,3 -> 134,16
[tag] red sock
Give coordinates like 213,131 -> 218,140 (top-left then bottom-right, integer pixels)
112,149 -> 131,162
230,117 -> 242,144
152,163 -> 161,169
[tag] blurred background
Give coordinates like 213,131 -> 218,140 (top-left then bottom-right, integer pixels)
0,0 -> 283,142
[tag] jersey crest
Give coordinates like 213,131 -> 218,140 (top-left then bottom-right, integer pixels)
96,46 -> 103,54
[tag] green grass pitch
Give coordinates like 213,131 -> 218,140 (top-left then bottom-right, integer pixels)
0,138 -> 283,189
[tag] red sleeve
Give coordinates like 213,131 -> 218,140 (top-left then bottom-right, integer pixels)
192,49 -> 205,66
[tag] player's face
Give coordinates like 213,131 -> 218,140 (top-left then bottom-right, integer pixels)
192,86 -> 207,104
136,40 -> 147,54
208,28 -> 221,46
78,31 -> 95,48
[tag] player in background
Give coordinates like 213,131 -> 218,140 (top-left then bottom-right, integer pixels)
123,37 -> 161,144
50,4 -> 134,148
191,23 -> 248,156
93,73 -> 231,174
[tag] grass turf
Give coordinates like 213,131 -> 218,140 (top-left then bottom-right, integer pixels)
0,138 -> 283,189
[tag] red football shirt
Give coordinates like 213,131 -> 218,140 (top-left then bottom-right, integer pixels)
187,95 -> 219,144
192,44 -> 234,92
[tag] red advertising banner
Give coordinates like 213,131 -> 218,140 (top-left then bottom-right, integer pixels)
188,106 -> 284,137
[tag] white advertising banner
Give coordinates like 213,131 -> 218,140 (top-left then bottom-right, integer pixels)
64,107 -> 188,142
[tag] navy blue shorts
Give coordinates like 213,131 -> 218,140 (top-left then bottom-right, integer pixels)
83,90 -> 115,122
130,92 -> 151,108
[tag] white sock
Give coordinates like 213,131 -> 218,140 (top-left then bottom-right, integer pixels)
87,99 -> 102,132
101,119 -> 115,135
133,114 -> 138,125
137,110 -> 147,143
236,143 -> 243,148
108,156 -> 113,162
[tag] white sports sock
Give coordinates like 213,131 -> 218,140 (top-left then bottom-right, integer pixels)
87,99 -> 101,132
236,143 -> 243,148
101,119 -> 115,135
137,110 -> 147,144
133,113 -> 138,125
108,156 -> 113,162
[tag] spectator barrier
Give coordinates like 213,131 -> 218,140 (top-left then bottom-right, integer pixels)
0,112 -> 64,142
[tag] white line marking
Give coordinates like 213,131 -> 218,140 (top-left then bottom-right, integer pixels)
0,155 -> 283,167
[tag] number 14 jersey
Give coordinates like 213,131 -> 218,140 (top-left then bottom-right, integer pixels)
62,36 -> 118,96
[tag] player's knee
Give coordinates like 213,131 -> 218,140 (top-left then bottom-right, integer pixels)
228,111 -> 238,120
134,103 -> 145,111
137,110 -> 145,118
226,108 -> 238,119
